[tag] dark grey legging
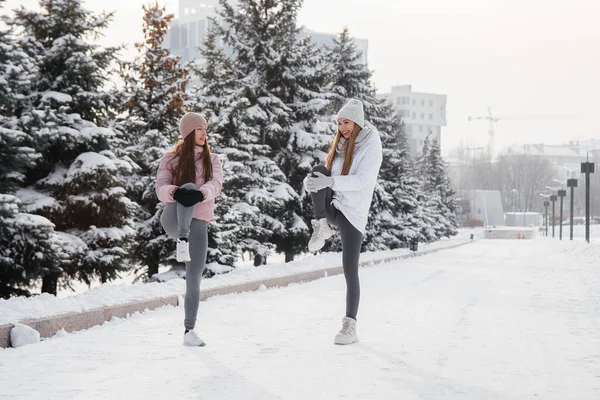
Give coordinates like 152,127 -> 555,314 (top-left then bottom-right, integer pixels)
160,183 -> 208,331
310,165 -> 363,320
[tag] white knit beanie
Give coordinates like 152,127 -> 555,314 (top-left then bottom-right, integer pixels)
179,112 -> 208,139
336,99 -> 364,128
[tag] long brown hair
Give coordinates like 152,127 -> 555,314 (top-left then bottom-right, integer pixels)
324,124 -> 361,175
170,130 -> 213,185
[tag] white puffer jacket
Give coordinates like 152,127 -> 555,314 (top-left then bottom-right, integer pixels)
328,122 -> 383,234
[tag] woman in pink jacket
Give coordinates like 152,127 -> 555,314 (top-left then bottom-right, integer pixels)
155,112 -> 223,347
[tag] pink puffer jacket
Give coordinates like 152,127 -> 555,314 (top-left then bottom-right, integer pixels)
155,146 -> 224,222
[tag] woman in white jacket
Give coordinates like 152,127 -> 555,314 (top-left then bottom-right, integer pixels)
305,99 -> 383,345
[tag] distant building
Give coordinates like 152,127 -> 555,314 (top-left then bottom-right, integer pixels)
300,29 -> 368,65
378,85 -> 447,158
457,190 -> 504,227
164,0 -> 220,65
505,212 -> 541,227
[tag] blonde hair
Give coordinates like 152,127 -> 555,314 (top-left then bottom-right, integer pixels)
324,124 -> 362,175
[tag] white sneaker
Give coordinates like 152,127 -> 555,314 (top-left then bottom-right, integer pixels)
308,218 -> 333,252
334,317 -> 359,345
183,330 -> 206,347
176,239 -> 191,262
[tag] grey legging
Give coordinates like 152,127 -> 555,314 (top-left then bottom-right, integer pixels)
160,183 -> 208,331
310,165 -> 363,320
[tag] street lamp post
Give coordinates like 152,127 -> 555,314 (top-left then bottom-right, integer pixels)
558,189 -> 567,240
567,179 -> 578,241
550,194 -> 557,238
581,161 -> 595,243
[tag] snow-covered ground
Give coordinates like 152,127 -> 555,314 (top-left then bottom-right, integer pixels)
554,223 -> 600,238
26,230 -> 485,299
0,230 -> 477,325
52,250 -> 293,298
1,237 -> 599,399
31,248 -> 290,299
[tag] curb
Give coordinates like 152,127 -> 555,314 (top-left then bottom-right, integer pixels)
0,238 -> 475,348
0,324 -> 11,349
0,296 -> 179,349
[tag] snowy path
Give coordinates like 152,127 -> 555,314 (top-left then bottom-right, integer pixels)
1,239 -> 600,399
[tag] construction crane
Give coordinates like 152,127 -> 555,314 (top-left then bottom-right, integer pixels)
467,107 -> 570,159
467,107 -> 498,158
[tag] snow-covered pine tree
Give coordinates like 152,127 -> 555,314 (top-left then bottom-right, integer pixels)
188,27 -> 254,267
0,2 -> 50,297
10,0 -> 137,294
0,194 -> 43,298
326,27 -> 409,251
0,0 -> 39,193
421,136 -> 459,238
13,0 -> 120,125
191,25 -> 296,266
118,1 -> 188,134
327,27 -> 372,115
215,0 -> 331,262
416,134 -> 431,179
0,0 -> 36,121
0,194 -> 86,298
412,135 -> 442,242
59,151 -> 137,284
116,2 -> 190,278
0,126 -> 38,194
364,104 -> 432,249
280,35 -> 332,261
121,129 -> 177,279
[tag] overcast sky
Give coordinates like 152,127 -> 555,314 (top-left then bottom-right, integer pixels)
4,0 -> 600,154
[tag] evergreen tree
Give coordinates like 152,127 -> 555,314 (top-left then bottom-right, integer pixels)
274,35 -> 331,261
189,28 -> 256,267
326,27 -> 418,251
10,0 -> 137,294
118,1 -> 189,134
364,105 -> 432,249
0,0 -> 39,193
58,151 -> 137,283
0,0 -> 36,120
215,0 -> 331,262
0,126 -> 38,194
13,0 -> 119,125
116,2 -> 190,278
121,128 -> 177,278
411,135 -> 441,242
0,194 -> 39,298
0,194 -> 85,298
421,137 -> 459,238
190,25 -> 292,266
0,1 -> 49,297
416,134 -> 431,179
327,27 -> 372,114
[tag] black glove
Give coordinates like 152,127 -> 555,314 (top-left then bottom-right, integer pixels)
173,187 -> 204,207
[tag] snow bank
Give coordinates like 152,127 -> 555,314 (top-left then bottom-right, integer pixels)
551,236 -> 600,261
10,324 -> 40,348
0,231 -> 478,326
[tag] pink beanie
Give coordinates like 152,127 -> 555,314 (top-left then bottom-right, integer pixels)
179,112 -> 208,139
